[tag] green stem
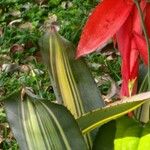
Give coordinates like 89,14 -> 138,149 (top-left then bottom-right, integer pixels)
139,74 -> 148,93
134,0 -> 150,89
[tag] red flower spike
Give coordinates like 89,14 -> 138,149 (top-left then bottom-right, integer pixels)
116,5 -> 141,97
132,1 -> 146,34
116,15 -> 131,96
76,0 -> 134,58
134,32 -> 148,64
77,0 -> 150,98
119,38 -> 139,97
145,4 -> 150,38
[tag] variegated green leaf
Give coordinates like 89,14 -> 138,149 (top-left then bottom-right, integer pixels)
39,30 -> 105,119
4,89 -> 87,150
77,92 -> 150,134
39,29 -> 105,148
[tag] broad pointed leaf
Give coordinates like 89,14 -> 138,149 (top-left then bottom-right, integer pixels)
77,92 -> 150,134
39,30 -> 104,119
39,30 -> 105,148
115,116 -> 142,150
76,0 -> 134,58
92,120 -> 116,150
4,89 -> 87,150
115,116 -> 150,150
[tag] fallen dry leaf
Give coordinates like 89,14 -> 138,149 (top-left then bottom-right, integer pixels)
2,63 -> 20,73
19,22 -> 33,30
8,19 -> 22,26
10,10 -> 21,17
19,65 -> 30,73
10,44 -> 24,53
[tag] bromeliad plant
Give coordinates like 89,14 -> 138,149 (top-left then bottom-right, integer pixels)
2,0 -> 150,149
77,0 -> 150,97
77,0 -> 150,122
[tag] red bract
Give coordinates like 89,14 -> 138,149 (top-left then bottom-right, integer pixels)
145,4 -> 150,38
77,0 -> 150,97
76,0 -> 134,58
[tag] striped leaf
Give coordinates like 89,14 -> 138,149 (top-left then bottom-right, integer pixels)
77,92 -> 150,134
4,89 -> 87,150
39,30 -> 105,119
